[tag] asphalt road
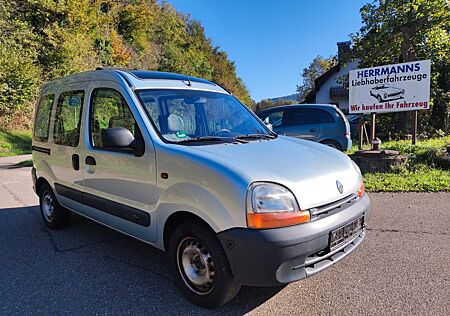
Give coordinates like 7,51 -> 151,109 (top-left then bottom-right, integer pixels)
1,155 -> 449,315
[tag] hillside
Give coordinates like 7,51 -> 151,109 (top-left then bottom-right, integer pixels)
0,0 -> 252,130
269,93 -> 300,103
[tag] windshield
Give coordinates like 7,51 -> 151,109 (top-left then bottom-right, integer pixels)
135,89 -> 272,143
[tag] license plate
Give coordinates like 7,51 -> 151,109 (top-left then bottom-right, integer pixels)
330,217 -> 364,251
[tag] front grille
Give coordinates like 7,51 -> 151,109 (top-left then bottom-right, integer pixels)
309,193 -> 358,219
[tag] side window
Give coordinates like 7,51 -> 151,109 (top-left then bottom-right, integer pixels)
283,109 -> 308,125
264,111 -> 283,127
34,94 -> 54,142
53,91 -> 84,147
284,108 -> 335,125
90,88 -> 138,148
315,109 -> 335,123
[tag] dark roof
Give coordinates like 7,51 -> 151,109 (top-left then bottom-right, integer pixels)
256,103 -> 336,115
96,68 -> 215,85
301,63 -> 341,103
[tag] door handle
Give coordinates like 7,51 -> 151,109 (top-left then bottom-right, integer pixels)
309,128 -> 316,132
72,154 -> 80,170
85,156 -> 96,166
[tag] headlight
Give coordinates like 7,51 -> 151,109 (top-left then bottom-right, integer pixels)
246,183 -> 310,229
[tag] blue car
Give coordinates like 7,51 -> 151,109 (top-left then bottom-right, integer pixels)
257,104 -> 352,151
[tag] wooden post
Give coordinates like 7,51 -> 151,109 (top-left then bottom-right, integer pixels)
412,110 -> 418,145
358,113 -> 364,150
370,112 -> 376,142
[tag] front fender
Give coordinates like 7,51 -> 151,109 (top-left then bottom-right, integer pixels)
154,181 -> 245,250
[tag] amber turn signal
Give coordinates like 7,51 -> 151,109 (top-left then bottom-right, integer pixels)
247,210 -> 310,229
357,181 -> 365,197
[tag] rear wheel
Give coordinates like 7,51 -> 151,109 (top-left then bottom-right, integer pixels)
377,95 -> 383,102
321,140 -> 342,151
39,183 -> 71,229
168,220 -> 241,308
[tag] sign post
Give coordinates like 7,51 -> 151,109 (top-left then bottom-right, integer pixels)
349,60 -> 431,146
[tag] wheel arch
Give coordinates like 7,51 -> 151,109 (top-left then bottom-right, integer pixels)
163,211 -> 214,252
319,138 -> 343,151
35,177 -> 50,195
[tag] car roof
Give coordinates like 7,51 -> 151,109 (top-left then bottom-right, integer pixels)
257,103 -> 337,114
40,68 -> 229,95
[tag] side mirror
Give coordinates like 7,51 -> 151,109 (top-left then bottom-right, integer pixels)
102,127 -> 134,148
101,127 -> 144,156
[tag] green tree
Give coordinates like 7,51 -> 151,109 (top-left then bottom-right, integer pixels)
296,55 -> 337,100
254,99 -> 296,112
0,2 -> 40,130
0,0 -> 252,130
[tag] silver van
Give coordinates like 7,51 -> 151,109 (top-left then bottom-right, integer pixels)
32,69 -> 370,308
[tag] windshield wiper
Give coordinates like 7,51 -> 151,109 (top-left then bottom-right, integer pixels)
177,136 -> 247,144
234,133 -> 276,140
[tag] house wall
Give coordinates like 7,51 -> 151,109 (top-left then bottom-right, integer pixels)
315,59 -> 359,112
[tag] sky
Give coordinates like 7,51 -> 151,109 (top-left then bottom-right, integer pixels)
165,0 -> 368,102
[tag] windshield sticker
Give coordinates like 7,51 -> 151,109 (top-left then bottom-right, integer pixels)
175,131 -> 187,138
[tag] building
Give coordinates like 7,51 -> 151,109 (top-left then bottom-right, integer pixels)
303,41 -> 359,113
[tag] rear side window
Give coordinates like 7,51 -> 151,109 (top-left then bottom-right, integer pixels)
53,91 -> 84,147
90,88 -> 138,148
284,108 -> 335,125
34,94 -> 54,142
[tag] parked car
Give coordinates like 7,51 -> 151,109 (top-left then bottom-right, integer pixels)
256,104 -> 352,151
32,69 -> 370,308
369,84 -> 405,102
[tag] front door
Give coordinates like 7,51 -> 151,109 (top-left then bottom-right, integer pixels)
282,108 -> 320,141
81,83 -> 157,242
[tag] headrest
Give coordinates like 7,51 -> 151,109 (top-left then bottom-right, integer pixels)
167,114 -> 184,132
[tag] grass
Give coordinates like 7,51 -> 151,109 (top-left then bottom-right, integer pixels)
0,130 -> 32,157
364,168 -> 450,192
351,136 -> 450,192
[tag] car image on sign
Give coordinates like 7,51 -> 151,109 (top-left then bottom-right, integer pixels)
369,84 -> 405,102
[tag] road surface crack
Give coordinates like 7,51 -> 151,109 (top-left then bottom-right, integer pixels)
42,229 -> 125,252
367,227 -> 449,236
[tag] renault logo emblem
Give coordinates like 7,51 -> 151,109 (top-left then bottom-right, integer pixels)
336,180 -> 344,194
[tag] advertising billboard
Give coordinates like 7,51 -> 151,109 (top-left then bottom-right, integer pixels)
349,60 -> 431,114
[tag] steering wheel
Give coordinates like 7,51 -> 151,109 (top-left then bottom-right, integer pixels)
215,129 -> 232,137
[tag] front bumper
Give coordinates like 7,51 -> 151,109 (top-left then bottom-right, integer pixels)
217,193 -> 370,286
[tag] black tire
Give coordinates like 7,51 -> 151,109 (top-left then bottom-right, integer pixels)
377,94 -> 383,102
38,183 -> 71,229
168,220 -> 241,308
321,140 -> 343,151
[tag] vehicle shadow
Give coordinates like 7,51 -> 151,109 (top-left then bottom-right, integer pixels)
0,205 -> 285,315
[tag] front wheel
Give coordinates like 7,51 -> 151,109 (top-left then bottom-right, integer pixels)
168,220 -> 241,308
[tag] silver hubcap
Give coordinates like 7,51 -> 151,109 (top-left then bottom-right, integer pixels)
326,143 -> 337,149
42,191 -> 55,222
177,237 -> 215,295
